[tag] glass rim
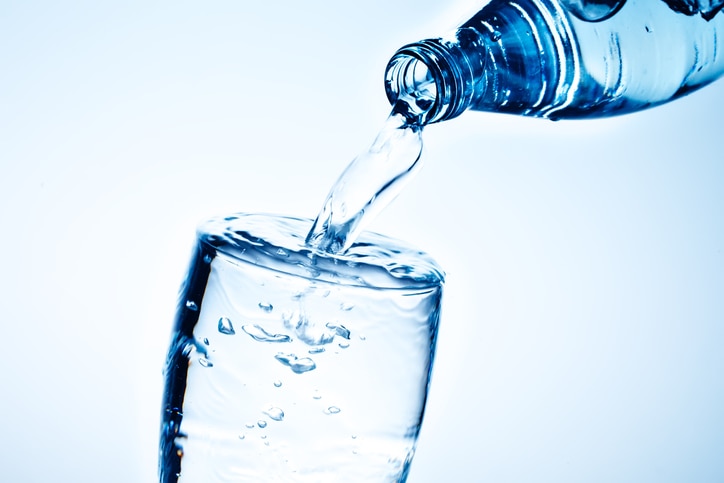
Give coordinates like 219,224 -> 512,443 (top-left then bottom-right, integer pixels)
196,212 -> 446,291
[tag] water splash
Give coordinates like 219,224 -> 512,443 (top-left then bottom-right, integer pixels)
305,108 -> 425,254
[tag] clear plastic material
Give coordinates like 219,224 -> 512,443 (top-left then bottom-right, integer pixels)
385,0 -> 724,122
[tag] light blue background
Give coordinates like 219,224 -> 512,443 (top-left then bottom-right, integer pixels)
1,1 -> 722,481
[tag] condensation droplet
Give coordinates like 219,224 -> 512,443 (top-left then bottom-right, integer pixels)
340,303 -> 354,311
245,423 -> 255,429
339,341 -> 350,349
203,338 -> 210,345
218,317 -> 235,335
258,302 -> 273,312
238,434 -> 246,440
491,30 -> 502,41
264,407 -> 285,421
273,380 -> 282,388
198,357 -> 213,368
257,420 -> 267,429
243,324 -> 292,343
325,406 -> 341,415
308,347 -> 325,354
203,254 -> 213,264
185,300 -> 198,311
359,335 -> 367,341
312,390 -> 322,400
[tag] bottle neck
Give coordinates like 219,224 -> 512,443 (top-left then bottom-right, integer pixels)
384,37 -> 481,124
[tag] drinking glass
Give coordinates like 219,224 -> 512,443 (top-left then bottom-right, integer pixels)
159,213 -> 444,482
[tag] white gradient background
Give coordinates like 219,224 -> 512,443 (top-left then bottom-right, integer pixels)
2,1 -> 723,482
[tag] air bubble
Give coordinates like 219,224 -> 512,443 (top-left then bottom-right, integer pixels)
218,317 -> 235,335
185,300 -> 198,311
242,324 -> 292,343
203,254 -> 213,264
258,302 -> 273,312
198,357 -> 213,368
283,311 -> 335,345
491,30 -> 502,41
203,338 -> 209,345
264,407 -> 285,421
275,353 -> 317,374
326,323 -> 351,340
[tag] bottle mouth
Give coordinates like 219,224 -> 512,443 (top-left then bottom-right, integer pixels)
385,39 -> 472,124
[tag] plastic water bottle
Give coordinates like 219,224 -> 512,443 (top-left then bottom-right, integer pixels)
385,0 -> 724,122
